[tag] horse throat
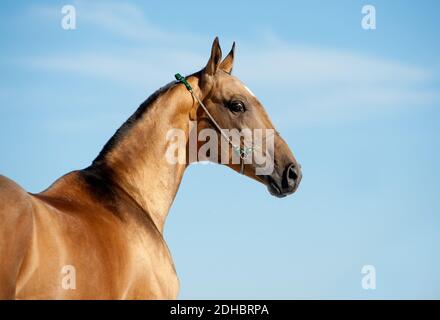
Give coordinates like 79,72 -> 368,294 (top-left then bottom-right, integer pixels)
90,77 -> 201,232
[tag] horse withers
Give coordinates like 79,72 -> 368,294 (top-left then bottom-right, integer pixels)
0,38 -> 302,299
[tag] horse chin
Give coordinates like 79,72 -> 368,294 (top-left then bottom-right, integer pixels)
267,182 -> 287,198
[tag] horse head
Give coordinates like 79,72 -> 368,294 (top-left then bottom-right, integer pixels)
190,38 -> 302,197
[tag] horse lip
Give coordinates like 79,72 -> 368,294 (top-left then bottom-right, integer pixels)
267,181 -> 286,198
265,171 -> 301,198
270,182 -> 280,193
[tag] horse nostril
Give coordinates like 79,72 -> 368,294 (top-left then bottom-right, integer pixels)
282,164 -> 299,190
288,165 -> 298,181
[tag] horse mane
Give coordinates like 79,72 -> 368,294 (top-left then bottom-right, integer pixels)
92,81 -> 177,164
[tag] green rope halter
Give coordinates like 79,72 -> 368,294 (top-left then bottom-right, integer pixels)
175,73 -> 255,172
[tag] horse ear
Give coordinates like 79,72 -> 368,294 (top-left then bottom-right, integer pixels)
220,42 -> 235,74
205,37 -> 222,76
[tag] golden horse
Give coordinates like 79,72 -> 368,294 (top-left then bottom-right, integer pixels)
0,38 -> 302,299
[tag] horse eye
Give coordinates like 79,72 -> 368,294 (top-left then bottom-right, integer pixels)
229,101 -> 245,113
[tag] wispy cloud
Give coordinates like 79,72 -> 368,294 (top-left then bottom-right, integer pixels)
238,39 -> 431,87
235,36 -> 438,126
29,0 -> 204,44
22,50 -> 204,87
20,1 -> 439,128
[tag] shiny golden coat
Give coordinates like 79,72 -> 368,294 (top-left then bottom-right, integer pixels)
0,38 -> 301,299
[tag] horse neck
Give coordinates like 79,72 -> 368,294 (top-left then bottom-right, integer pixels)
92,75 -> 202,233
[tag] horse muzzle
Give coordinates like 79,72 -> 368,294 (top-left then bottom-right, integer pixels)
266,163 -> 302,198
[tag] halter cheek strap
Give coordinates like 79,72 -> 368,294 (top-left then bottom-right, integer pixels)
175,73 -> 252,174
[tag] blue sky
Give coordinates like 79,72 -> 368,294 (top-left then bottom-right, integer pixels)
1,0 -> 439,299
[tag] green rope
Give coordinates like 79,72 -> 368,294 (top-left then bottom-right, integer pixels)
175,73 -> 193,92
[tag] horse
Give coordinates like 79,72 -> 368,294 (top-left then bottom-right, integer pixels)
0,38 -> 302,299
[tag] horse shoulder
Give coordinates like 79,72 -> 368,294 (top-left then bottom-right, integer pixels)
0,175 -> 34,299
0,175 -> 34,227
